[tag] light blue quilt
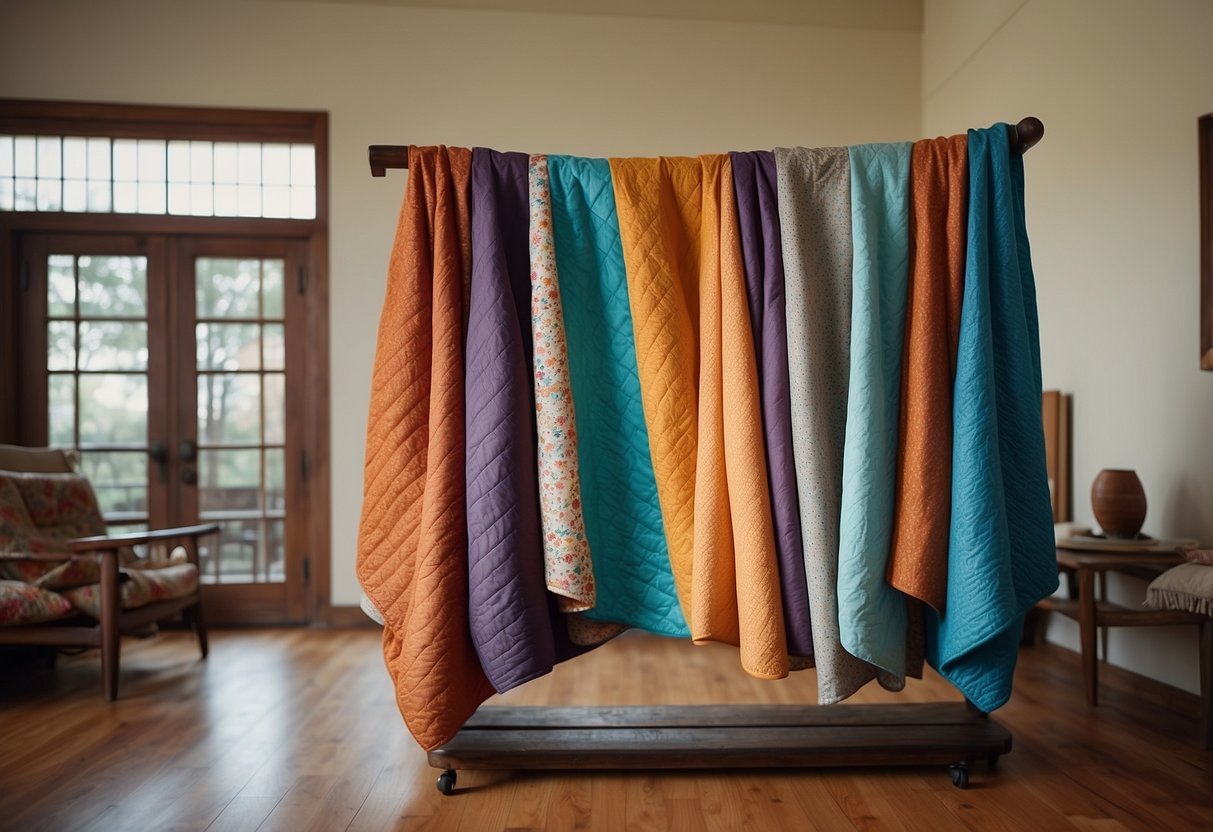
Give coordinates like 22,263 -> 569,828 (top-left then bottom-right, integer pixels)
836,142 -> 913,682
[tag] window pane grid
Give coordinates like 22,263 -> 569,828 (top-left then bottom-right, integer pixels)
0,134 -> 316,219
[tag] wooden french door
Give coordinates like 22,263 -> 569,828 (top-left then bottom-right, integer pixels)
19,232 -> 309,623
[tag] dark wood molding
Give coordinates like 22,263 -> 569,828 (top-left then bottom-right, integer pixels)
0,98 -> 324,143
0,212 -> 321,237
1200,113 -> 1213,370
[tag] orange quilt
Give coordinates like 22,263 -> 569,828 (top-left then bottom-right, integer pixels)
611,155 -> 789,679
356,146 -> 494,751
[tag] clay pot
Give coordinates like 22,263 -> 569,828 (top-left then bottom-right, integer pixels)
1091,469 -> 1147,539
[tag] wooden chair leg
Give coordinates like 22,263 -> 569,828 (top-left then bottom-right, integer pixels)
190,598 -> 209,660
1200,619 -> 1211,751
100,550 -> 121,701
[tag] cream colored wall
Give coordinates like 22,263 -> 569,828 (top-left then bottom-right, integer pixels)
0,0 -> 920,608
923,0 -> 1213,694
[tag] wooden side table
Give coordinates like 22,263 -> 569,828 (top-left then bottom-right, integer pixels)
1043,545 -> 1207,706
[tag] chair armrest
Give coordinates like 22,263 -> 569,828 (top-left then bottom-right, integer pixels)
0,550 -> 76,562
67,523 -> 221,553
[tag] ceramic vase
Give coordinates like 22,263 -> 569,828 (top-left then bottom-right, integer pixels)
1090,469 -> 1147,539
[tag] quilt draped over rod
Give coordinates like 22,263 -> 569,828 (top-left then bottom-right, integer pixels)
357,125 -> 1058,750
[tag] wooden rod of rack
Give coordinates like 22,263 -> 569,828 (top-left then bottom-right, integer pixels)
367,116 -> 1045,176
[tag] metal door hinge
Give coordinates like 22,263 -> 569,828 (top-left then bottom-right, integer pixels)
297,264 -> 308,294
302,556 -> 311,585
300,450 -> 310,482
20,260 -> 30,292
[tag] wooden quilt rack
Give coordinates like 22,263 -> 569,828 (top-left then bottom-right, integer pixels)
367,117 -> 1043,794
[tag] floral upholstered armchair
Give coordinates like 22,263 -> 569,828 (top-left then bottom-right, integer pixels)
0,444 -> 218,700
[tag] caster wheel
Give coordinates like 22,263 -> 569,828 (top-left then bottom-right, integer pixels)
436,769 -> 457,796
949,764 -> 970,789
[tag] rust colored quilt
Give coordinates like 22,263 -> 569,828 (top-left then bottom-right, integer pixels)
887,135 -> 968,613
356,146 -> 494,751
610,155 -> 789,680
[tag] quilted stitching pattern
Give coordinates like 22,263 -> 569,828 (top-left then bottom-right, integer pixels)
730,150 -> 812,659
609,156 -> 702,622
466,149 -> 592,693
836,142 -> 913,684
924,126 -> 1059,713
887,135 -> 968,613
356,146 -> 493,752
612,155 -> 789,680
547,155 -> 687,637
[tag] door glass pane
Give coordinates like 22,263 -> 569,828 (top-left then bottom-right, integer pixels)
198,374 -> 261,444
78,374 -> 147,444
47,321 -> 76,371
262,259 -> 284,318
78,255 -> 147,317
79,321 -> 148,371
262,324 -> 285,370
48,374 -> 75,447
197,258 -> 260,319
264,373 -> 285,444
267,518 -> 285,581
197,322 -> 261,371
79,450 -> 148,519
199,522 -> 260,584
265,447 -> 285,511
198,448 -> 261,512
47,254 -> 75,316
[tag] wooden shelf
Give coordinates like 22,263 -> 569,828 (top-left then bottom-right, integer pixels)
1041,596 -> 1206,628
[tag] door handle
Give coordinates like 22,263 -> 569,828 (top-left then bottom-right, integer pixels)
179,438 -> 198,463
148,441 -> 168,482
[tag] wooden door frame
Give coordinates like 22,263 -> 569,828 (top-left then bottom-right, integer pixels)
0,99 -> 332,625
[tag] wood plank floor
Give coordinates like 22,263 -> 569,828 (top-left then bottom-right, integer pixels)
1,629 -> 1210,831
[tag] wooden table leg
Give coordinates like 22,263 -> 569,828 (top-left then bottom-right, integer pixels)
1097,571 -> 1109,662
1077,567 -> 1098,706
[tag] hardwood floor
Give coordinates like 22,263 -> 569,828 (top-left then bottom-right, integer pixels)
1,628 -> 1210,831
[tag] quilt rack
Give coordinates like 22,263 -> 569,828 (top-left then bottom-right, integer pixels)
367,117 -> 1043,794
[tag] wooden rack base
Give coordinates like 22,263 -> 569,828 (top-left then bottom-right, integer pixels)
428,702 -> 1011,794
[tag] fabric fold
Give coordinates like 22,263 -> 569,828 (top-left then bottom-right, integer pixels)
887,135 -> 968,613
465,148 -> 588,694
611,154 -> 789,679
528,155 -> 596,614
546,154 -> 688,637
836,141 -> 913,685
356,145 -> 493,751
729,150 -> 812,659
924,125 -> 1059,713
776,146 -> 884,703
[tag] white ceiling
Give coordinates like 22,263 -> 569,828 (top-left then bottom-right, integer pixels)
270,0 -> 923,31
